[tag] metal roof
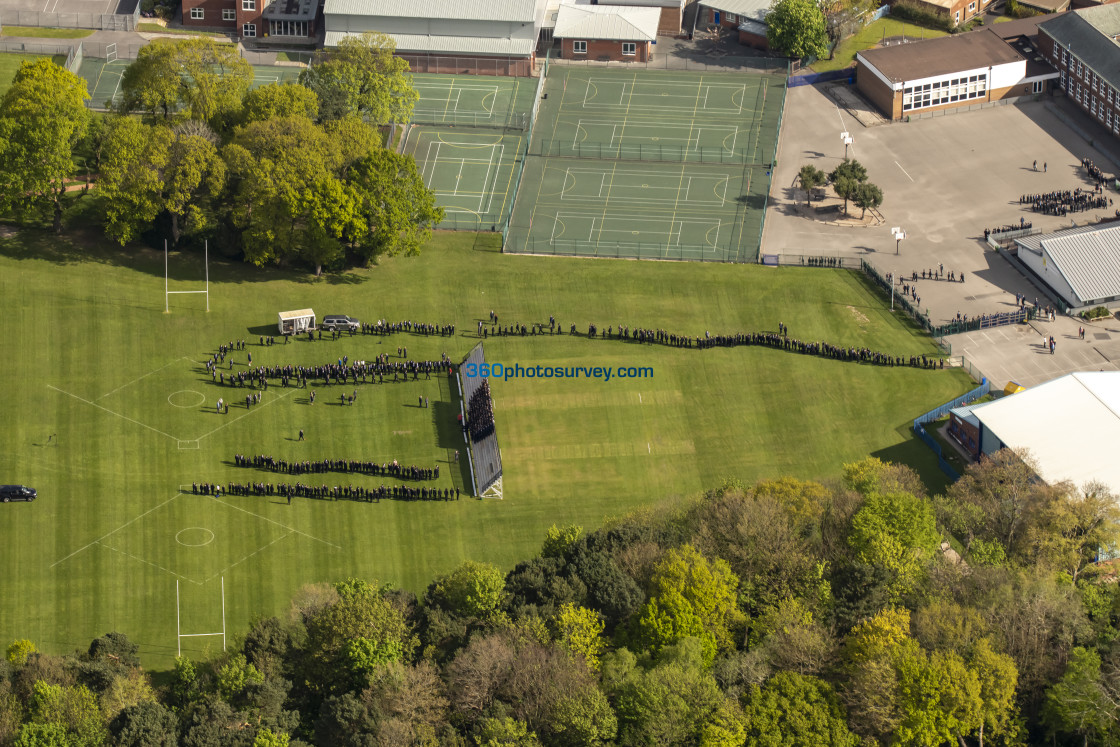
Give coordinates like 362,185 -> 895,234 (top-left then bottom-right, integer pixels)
324,29 -> 537,55
1040,7 -> 1120,92
323,0 -> 538,22
1016,222 -> 1120,305
278,309 -> 315,319
969,372 -> 1120,493
554,3 -> 660,41
700,0 -> 768,23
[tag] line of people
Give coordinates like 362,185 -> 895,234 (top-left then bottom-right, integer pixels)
191,481 -> 460,501
232,454 -> 439,480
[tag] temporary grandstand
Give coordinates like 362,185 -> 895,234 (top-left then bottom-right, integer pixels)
458,343 -> 504,498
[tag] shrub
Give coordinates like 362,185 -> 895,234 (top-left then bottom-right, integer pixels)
889,1 -> 952,32
1079,306 -> 1112,321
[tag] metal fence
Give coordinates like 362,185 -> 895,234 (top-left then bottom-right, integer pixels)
760,254 -> 863,269
912,380 -> 991,481
502,234 -> 741,262
0,7 -> 139,31
528,139 -> 769,165
499,54 -> 547,237
238,49 -> 311,66
410,110 -> 529,130
549,52 -> 788,74
398,53 -> 533,77
0,40 -> 75,57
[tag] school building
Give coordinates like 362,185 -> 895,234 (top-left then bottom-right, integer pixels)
1012,222 -> 1120,311
181,0 -> 318,41
697,0 -> 770,50
1037,6 -> 1120,138
948,372 -> 1120,494
553,3 -> 660,62
322,0 -> 545,76
855,17 -> 1059,120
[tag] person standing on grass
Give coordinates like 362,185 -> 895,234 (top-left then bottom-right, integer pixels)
298,429 -> 304,441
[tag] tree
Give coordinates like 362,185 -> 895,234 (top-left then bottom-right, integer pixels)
634,544 -> 743,665
300,31 -> 418,124
216,653 -> 264,703
1026,482 -> 1120,583
853,181 -> 883,219
6,640 -> 37,668
829,159 -> 868,185
109,701 -> 178,747
797,164 -> 826,205
426,560 -> 507,622
1044,647 -> 1119,745
542,524 -> 584,559
346,148 -> 444,262
751,598 -> 833,676
848,491 -> 940,600
241,83 -> 320,124
553,603 -> 606,671
971,637 -> 1019,747
252,727 -> 290,747
475,717 -> 541,746
831,176 -> 859,216
741,672 -> 859,747
97,117 -> 171,244
766,0 -> 829,59
0,59 -> 90,233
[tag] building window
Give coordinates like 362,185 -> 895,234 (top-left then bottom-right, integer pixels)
968,1 -> 976,11
902,73 -> 987,112
270,20 -> 308,36
1092,99 -> 1098,117
222,8 -> 235,20
242,22 -> 256,36
954,10 -> 960,23
726,12 -> 736,22
622,42 -> 636,56
190,7 -> 203,19
1033,80 -> 1044,94
242,0 -> 255,9
573,40 -> 587,54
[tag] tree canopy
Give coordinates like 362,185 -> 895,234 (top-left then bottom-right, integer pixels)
766,0 -> 829,60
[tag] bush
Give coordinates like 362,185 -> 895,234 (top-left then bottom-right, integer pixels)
890,1 -> 953,32
1079,306 -> 1112,321
1005,0 -> 1040,18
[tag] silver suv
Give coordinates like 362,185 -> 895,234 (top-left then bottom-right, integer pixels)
322,315 -> 360,331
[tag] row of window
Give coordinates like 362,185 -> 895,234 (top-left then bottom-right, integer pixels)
189,0 -> 254,13
1065,73 -> 1120,136
571,40 -> 637,55
188,6 -> 308,35
902,74 -> 986,112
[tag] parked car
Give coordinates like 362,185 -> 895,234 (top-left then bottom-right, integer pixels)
0,485 -> 36,502
322,315 -> 360,331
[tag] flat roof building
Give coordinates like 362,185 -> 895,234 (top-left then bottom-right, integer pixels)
554,3 -> 660,62
1013,222 -> 1120,310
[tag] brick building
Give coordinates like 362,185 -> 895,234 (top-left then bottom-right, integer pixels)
698,0 -> 770,50
555,3 -> 659,62
856,20 -> 1058,120
1037,5 -> 1120,137
182,0 -> 318,41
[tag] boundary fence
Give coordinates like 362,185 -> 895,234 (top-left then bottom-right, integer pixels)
499,54 -> 547,238
0,40 -> 74,57
760,253 -> 862,268
526,139 -> 770,165
549,51 -> 788,74
0,6 -> 139,31
912,381 -> 990,480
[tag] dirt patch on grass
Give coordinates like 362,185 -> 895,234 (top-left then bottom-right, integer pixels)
848,305 -> 870,324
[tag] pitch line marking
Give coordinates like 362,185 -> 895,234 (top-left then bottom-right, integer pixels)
193,388 -> 294,442
204,530 -> 295,583
97,356 -> 191,401
206,494 -> 341,549
50,491 -> 183,568
48,385 -> 179,442
895,161 -> 914,182
97,542 -> 200,584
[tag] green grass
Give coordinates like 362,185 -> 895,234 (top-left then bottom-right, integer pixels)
0,213 -> 972,671
0,52 -> 67,96
812,18 -> 950,73
138,23 -> 228,37
993,15 -> 1014,23
0,26 -> 93,39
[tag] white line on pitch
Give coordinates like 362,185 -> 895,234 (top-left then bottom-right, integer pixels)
97,356 -> 190,401
207,495 -> 341,548
48,385 -> 180,441
205,531 -> 295,582
50,492 -> 183,568
98,542 -> 199,584
193,388 -> 294,442
895,161 -> 914,182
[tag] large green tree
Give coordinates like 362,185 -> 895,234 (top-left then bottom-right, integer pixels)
766,0 -> 829,60
0,59 -> 90,233
347,149 -> 444,263
300,31 -> 418,124
741,672 -> 859,747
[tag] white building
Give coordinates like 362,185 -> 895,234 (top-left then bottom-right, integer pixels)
1014,222 -> 1120,311
323,0 -> 546,76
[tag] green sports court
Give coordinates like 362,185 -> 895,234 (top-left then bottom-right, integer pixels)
505,66 -> 784,261
409,73 -> 536,128
403,126 -> 524,230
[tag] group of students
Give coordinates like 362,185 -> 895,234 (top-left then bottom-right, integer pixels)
191,481 -> 460,502
209,356 -> 453,391
691,330 -> 945,368
362,319 -> 456,337
467,381 -> 495,443
232,453 -> 439,481
1020,187 -> 1110,216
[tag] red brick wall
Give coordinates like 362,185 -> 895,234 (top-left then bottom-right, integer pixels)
738,29 -> 768,50
181,0 -> 236,28
1043,30 -> 1120,138
562,38 -> 651,62
949,414 -> 981,460
857,63 -> 902,119
236,0 -> 264,37
708,7 -> 741,29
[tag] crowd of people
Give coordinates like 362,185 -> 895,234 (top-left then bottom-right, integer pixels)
232,454 -> 438,481
191,481 -> 459,501
208,355 -> 453,391
362,320 -> 456,337
983,220 -> 1032,238
1020,187 -> 1110,216
692,331 -> 945,368
1083,157 -> 1109,187
467,380 -> 495,443
802,256 -> 843,267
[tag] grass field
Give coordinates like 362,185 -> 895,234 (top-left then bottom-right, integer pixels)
0,52 -> 66,96
812,18 -> 950,73
0,217 -> 972,670
0,26 -> 93,39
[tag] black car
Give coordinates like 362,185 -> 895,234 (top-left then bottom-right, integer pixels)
322,315 -> 360,331
0,485 -> 35,502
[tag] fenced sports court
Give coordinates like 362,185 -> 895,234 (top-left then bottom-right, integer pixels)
404,126 -> 524,231
504,66 -> 786,262
409,73 -> 536,129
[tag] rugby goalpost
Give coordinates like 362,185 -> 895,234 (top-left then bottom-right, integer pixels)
164,239 -> 210,313
176,576 -> 226,656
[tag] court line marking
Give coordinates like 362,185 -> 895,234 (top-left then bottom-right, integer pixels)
206,494 -> 342,549
50,491 -> 182,568
48,385 -> 180,442
204,530 -> 296,583
96,356 -> 190,401
194,388 -> 294,442
895,161 -> 914,182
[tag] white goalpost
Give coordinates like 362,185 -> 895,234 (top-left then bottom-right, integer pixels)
164,239 -> 210,313
176,576 -> 226,657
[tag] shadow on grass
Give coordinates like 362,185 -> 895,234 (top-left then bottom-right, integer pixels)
433,375 -> 474,492
871,427 -> 954,497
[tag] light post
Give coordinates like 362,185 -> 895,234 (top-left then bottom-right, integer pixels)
892,226 -> 906,256
841,131 -> 853,160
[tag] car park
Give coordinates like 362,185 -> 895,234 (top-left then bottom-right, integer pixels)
0,485 -> 36,502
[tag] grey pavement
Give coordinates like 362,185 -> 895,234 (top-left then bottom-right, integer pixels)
765,82 -> 1120,386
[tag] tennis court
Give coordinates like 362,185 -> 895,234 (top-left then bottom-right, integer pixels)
404,126 -> 524,230
533,67 -> 785,165
409,73 -> 535,129
77,57 -> 302,110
